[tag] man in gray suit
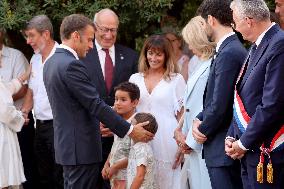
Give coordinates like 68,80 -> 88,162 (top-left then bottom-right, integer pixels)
43,14 -> 153,189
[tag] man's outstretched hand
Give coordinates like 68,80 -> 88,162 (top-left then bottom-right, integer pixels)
129,121 -> 154,142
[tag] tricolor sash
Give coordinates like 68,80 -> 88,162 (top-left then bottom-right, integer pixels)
233,89 -> 284,152
233,89 -> 284,184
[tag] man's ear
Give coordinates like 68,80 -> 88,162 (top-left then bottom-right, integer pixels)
208,15 -> 217,27
42,30 -> 50,40
245,17 -> 253,28
71,31 -> 80,42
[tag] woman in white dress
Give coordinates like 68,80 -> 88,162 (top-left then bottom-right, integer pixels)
174,16 -> 216,189
0,67 -> 30,189
129,34 -> 186,189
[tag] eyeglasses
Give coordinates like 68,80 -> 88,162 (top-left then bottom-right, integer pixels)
95,22 -> 118,34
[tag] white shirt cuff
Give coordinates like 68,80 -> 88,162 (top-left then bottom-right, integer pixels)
126,125 -> 134,136
237,140 -> 248,150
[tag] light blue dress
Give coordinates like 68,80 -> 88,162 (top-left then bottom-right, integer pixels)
181,56 -> 212,189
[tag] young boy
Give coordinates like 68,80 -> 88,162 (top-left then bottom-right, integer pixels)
127,113 -> 158,189
102,81 -> 140,189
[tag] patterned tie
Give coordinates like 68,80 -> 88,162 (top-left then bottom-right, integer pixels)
103,48 -> 113,94
238,43 -> 257,85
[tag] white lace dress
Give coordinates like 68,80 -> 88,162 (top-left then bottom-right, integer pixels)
129,73 -> 186,189
0,79 -> 26,188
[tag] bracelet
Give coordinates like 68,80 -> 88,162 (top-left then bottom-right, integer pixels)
225,136 -> 236,142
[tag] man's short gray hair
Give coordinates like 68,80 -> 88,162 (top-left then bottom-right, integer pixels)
231,0 -> 270,21
25,15 -> 54,38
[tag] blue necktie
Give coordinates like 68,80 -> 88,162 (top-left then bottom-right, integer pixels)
240,43 -> 257,85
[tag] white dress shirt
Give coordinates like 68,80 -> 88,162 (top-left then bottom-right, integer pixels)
95,40 -> 115,78
216,32 -> 236,53
29,42 -> 59,120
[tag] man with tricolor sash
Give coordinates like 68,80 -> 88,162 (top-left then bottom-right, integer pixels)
226,0 -> 284,188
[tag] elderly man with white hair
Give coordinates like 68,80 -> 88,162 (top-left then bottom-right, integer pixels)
226,0 -> 284,188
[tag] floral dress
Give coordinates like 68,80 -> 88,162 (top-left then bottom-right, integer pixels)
127,142 -> 157,189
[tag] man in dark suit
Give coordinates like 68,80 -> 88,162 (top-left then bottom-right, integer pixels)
43,14 -> 153,189
82,9 -> 138,189
226,1 -> 284,188
192,0 -> 247,188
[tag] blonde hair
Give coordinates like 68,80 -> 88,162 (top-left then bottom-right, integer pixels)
138,35 -> 179,81
182,16 -> 216,60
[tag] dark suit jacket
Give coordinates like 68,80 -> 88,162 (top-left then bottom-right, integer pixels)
43,48 -> 131,166
82,43 -> 138,106
228,24 -> 284,165
196,34 -> 247,167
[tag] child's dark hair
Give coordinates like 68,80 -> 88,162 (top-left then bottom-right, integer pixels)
114,81 -> 140,101
134,113 -> 158,134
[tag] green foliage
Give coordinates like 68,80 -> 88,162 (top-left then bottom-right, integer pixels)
179,0 -> 203,27
0,0 -> 36,30
0,0 -> 173,48
0,0 -> 279,50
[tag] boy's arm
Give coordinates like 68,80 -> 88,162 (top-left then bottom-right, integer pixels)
130,165 -> 146,189
108,158 -> 128,179
102,154 -> 111,179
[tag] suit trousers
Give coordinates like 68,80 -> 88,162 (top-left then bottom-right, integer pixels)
63,163 -> 101,189
96,137 -> 113,189
241,155 -> 284,189
34,120 -> 63,189
17,112 -> 40,189
207,160 -> 243,189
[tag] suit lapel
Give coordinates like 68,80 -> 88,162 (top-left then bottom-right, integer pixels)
112,44 -> 124,89
210,35 -> 238,72
239,25 -> 280,90
185,59 -> 211,102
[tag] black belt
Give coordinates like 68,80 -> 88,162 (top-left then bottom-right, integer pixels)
36,119 -> 53,124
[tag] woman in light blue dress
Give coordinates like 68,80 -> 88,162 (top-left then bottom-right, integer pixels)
174,16 -> 216,189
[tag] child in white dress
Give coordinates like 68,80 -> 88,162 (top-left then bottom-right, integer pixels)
102,82 -> 140,189
127,113 -> 158,189
0,66 -> 31,189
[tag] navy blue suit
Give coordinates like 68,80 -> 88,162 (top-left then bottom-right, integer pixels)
196,34 -> 247,189
82,43 -> 138,189
228,24 -> 284,189
43,48 -> 131,188
83,43 -> 138,106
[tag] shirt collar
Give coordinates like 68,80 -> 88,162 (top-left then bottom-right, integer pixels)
1,45 -> 9,57
95,39 -> 114,53
44,42 -> 59,64
255,22 -> 275,47
216,32 -> 235,52
59,44 -> 79,60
